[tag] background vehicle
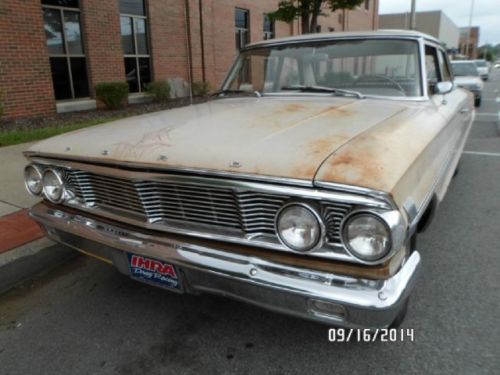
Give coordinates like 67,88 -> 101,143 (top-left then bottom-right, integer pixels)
474,59 -> 489,80
451,60 -> 484,107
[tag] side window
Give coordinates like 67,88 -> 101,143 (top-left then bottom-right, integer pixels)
438,50 -> 452,82
278,57 -> 300,87
425,45 -> 441,95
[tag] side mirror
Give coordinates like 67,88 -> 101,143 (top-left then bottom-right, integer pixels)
435,81 -> 454,95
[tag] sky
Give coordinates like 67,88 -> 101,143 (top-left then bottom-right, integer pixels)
379,0 -> 500,45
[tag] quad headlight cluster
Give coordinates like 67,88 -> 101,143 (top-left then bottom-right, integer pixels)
275,202 -> 395,262
24,164 -> 66,203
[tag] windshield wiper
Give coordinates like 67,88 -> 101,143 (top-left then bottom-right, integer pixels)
280,85 -> 364,99
211,89 -> 262,98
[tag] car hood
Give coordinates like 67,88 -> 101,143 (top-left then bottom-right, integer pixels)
29,97 -> 409,182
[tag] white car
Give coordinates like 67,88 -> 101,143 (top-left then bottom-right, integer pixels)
474,59 -> 489,80
451,60 -> 484,107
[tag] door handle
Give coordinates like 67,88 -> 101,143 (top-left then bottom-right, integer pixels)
460,108 -> 470,114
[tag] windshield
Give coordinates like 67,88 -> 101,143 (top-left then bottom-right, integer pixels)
475,60 -> 487,67
223,39 -> 422,97
451,63 -> 479,76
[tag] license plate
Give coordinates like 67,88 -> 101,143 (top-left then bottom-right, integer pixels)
127,253 -> 182,291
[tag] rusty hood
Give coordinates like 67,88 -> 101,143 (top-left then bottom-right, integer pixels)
28,97 -> 409,182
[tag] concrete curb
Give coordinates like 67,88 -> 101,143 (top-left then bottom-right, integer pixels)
0,237 -> 77,294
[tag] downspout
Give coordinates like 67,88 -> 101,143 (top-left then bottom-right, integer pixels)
198,0 -> 206,83
184,0 -> 193,103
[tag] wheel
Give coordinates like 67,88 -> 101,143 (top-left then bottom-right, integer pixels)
475,97 -> 481,107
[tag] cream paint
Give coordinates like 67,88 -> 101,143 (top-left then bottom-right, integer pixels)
28,97 -> 406,181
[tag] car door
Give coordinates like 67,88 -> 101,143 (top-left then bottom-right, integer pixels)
426,44 -> 471,201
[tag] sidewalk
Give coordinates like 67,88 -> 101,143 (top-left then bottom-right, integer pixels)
0,142 -> 42,252
0,142 -> 74,293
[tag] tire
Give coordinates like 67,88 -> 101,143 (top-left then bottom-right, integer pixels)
475,97 -> 481,107
390,298 -> 409,328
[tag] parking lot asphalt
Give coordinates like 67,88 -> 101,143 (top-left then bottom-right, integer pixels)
1,71 -> 499,375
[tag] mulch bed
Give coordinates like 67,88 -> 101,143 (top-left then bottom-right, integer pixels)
0,97 -> 209,133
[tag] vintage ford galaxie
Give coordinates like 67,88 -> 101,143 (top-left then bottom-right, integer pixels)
24,30 -> 474,329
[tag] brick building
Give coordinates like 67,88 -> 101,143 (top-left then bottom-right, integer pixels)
458,27 -> 479,59
0,0 -> 379,120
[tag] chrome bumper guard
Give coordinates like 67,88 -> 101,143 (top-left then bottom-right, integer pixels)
30,203 -> 421,328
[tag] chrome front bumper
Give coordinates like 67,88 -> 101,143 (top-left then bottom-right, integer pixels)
30,203 -> 421,329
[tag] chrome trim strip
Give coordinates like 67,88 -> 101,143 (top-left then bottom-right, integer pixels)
24,152 -> 313,188
243,34 -> 442,51
27,157 -> 391,208
31,202 -> 422,328
313,181 -> 397,209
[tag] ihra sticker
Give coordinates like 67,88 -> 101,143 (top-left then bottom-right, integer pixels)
127,254 -> 181,290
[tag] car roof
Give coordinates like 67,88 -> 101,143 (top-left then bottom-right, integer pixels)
245,29 -> 442,49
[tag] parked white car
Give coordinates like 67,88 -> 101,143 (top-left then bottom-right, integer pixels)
451,60 -> 484,107
474,59 -> 489,80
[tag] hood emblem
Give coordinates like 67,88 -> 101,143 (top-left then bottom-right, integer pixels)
101,150 -> 110,156
229,161 -> 242,168
157,155 -> 168,161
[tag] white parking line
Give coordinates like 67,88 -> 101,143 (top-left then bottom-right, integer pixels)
475,112 -> 499,116
463,151 -> 500,157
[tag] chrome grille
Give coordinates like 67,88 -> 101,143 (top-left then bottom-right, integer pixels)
63,169 -> 351,245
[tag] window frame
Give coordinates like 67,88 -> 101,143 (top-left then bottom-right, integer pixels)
235,8 -> 250,50
438,49 -> 453,82
263,13 -> 275,40
423,42 -> 443,98
42,3 -> 89,100
120,7 -> 151,93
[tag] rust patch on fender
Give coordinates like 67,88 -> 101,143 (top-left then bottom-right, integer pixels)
290,134 -> 352,179
322,148 -> 387,188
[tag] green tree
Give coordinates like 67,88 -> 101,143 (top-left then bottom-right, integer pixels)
268,0 -> 365,34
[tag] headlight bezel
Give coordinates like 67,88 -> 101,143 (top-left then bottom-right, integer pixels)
41,168 -> 66,203
275,202 -> 325,253
24,164 -> 44,196
341,211 -> 393,263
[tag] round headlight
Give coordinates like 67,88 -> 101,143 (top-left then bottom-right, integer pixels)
276,204 -> 322,252
42,169 -> 65,203
343,213 -> 391,261
24,164 -> 43,196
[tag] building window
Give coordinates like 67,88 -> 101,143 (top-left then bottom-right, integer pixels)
235,8 -> 250,50
263,14 -> 274,40
42,0 -> 89,100
365,0 -> 369,10
315,25 -> 322,33
328,27 -> 335,32
119,0 -> 151,93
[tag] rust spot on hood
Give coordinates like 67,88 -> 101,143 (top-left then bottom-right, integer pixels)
111,128 -> 172,159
